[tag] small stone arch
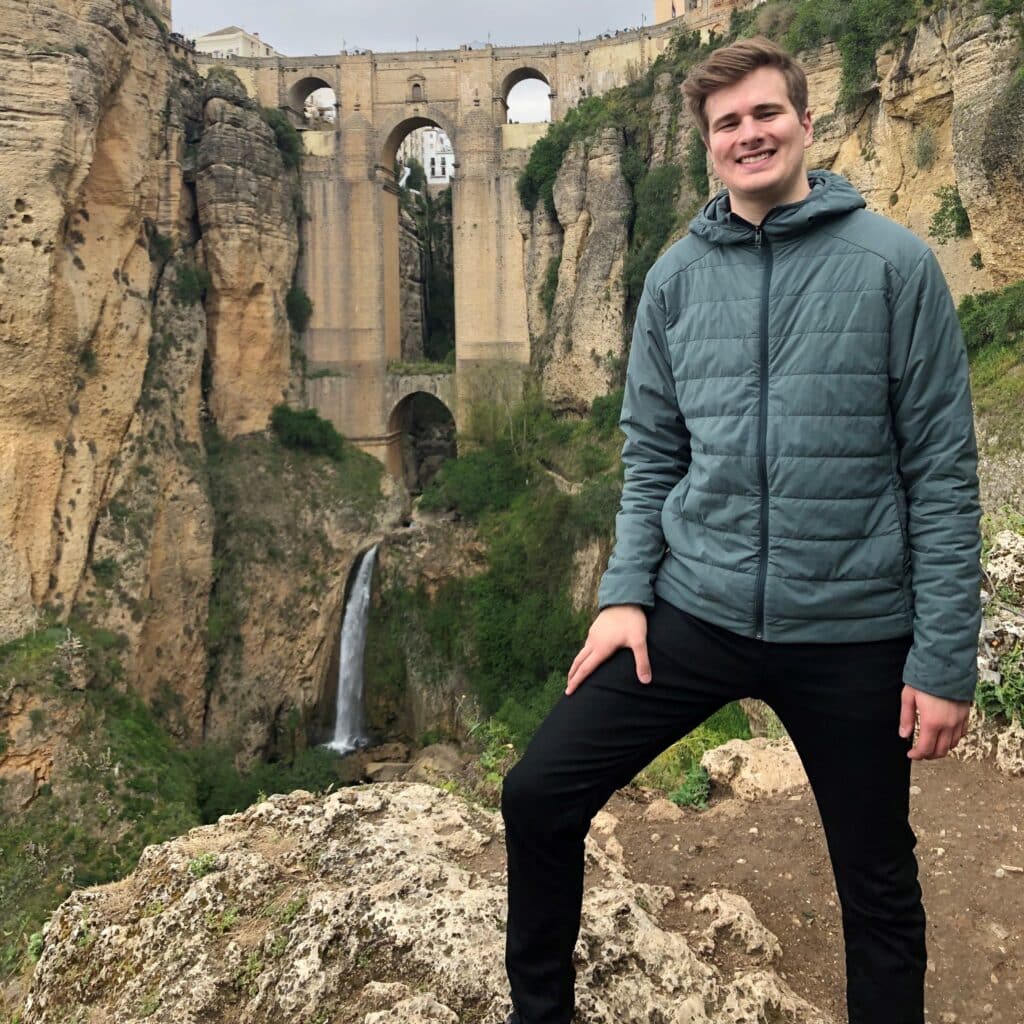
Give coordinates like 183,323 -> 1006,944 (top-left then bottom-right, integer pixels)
286,75 -> 336,118
380,112 -> 458,171
499,66 -> 551,103
387,392 -> 457,493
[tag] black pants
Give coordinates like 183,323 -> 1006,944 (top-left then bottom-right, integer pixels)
502,600 -> 924,1024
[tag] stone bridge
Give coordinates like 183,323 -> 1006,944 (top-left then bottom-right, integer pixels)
198,3 -> 744,474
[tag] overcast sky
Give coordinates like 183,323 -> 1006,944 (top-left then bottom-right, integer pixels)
172,1 -> 653,56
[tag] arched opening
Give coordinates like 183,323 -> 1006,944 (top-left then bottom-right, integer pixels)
388,393 -> 456,494
501,67 -> 551,123
382,117 -> 458,367
412,82 -> 423,101
287,76 -> 337,129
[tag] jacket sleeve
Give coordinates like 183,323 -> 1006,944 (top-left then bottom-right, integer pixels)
597,281 -> 691,609
888,249 -> 982,702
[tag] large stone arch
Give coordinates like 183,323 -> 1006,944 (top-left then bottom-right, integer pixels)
377,113 -> 459,381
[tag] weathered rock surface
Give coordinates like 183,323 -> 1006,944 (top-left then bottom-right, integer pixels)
532,129 -> 632,414
19,782 -> 830,1024
702,739 -> 809,801
0,0 -> 181,642
197,87 -> 300,439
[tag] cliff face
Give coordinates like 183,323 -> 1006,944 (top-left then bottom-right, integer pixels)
0,0 -> 182,645
524,129 -> 633,415
522,6 -> 1023,415
196,77 -> 300,439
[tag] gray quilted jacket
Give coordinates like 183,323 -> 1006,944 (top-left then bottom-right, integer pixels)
598,171 -> 981,701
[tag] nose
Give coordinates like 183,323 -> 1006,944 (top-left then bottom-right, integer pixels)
737,116 -> 763,146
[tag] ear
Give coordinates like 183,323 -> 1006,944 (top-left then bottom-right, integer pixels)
802,108 -> 814,150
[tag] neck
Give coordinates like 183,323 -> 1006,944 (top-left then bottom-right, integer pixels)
728,178 -> 812,226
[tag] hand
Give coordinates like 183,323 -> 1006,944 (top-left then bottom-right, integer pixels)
566,605 -> 650,696
899,684 -> 972,760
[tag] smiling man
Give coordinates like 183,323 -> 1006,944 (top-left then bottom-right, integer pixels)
501,37 -> 982,1024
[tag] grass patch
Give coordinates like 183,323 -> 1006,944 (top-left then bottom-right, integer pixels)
386,359 -> 454,376
540,255 -> 561,316
962,282 -> 1024,452
636,702 -> 752,796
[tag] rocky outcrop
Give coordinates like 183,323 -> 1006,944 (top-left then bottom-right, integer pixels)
18,783 -> 829,1024
71,252 -> 213,740
534,130 -> 633,414
196,80 -> 301,439
0,0 -> 184,643
702,739 -> 809,801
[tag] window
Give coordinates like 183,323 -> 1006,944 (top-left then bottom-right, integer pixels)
430,158 -> 437,176
440,157 -> 446,174
412,83 -> 423,101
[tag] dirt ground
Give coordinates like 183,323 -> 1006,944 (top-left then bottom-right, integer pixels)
599,755 -> 1024,1024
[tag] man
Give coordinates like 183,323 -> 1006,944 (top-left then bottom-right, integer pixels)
501,37 -> 981,1024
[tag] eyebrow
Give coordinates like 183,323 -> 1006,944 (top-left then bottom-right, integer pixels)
710,102 -> 787,131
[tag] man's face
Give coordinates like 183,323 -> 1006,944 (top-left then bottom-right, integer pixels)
704,66 -> 813,220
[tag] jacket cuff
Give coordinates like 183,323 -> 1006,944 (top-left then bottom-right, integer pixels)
902,651 -> 978,703
597,571 -> 656,610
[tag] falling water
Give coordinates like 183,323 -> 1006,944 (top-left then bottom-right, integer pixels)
324,545 -> 378,754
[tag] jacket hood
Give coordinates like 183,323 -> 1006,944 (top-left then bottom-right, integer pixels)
688,170 -> 866,244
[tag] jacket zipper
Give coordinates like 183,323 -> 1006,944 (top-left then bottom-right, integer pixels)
753,228 -> 773,640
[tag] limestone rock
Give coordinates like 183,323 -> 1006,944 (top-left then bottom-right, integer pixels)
985,531 -> 1024,605
540,129 -> 632,415
399,207 -> 426,361
0,0 -> 183,641
695,891 -> 783,964
644,797 -> 686,824
196,94 -> 300,439
702,739 -> 808,801
18,783 -> 830,1024
407,742 -> 463,783
365,761 -> 411,782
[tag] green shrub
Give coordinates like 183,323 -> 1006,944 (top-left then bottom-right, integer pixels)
624,164 -> 682,305
669,763 -> 711,808
590,389 -> 624,436
269,405 -> 345,461
286,285 -> 313,333
540,255 -> 561,316
91,557 -> 119,589
419,446 -> 529,520
261,107 -> 302,169
913,125 -> 937,170
976,647 -> 1024,723
957,281 -> 1024,356
685,127 -> 709,198
173,263 -> 211,305
786,0 -> 918,108
929,185 -> 971,243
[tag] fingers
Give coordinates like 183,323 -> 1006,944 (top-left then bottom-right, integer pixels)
566,647 -> 601,695
632,640 -> 652,685
899,686 -> 917,741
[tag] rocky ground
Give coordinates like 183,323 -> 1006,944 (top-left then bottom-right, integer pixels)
601,743 -> 1024,1024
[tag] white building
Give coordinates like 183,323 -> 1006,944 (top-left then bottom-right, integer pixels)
194,26 -> 281,59
398,127 -> 454,187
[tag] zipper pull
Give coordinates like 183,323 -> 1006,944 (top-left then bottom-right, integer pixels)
754,227 -> 763,248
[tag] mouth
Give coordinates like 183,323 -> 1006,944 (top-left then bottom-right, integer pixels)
736,149 -> 776,167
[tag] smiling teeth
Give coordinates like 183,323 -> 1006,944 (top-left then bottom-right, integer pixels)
739,153 -> 772,163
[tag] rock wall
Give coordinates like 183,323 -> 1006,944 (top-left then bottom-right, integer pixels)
196,75 -> 300,439
0,0 -> 183,644
525,129 -> 633,415
521,6 -> 1024,416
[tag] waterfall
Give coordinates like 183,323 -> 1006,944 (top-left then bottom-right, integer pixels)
324,545 -> 378,754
